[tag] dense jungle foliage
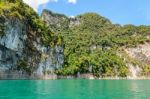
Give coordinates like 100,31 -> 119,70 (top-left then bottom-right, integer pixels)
42,10 -> 150,77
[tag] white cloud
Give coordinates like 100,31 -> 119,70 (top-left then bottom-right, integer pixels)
23,0 -> 58,12
69,15 -> 75,18
23,0 -> 77,12
68,0 -> 77,4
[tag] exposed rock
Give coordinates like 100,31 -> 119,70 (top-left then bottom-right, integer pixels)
41,9 -> 69,32
0,18 -> 26,72
122,43 -> 150,78
128,64 -> 142,79
0,19 -> 26,52
34,41 -> 64,77
125,43 -> 150,63
41,9 -> 80,30
69,17 -> 80,27
0,17 -> 64,79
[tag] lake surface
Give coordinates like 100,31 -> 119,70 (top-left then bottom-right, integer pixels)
0,80 -> 150,99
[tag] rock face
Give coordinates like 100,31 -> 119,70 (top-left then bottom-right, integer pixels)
0,19 -> 24,68
0,18 -> 27,79
41,9 -> 80,32
125,43 -> 150,63
0,9 -> 77,79
0,17 -> 64,79
34,42 -> 64,78
128,64 -> 142,79
41,9 -> 70,32
124,43 -> 150,78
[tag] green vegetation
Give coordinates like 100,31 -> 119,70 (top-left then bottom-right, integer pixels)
1,0 -> 150,77
17,60 -> 30,74
45,12 -> 150,77
0,23 -> 5,36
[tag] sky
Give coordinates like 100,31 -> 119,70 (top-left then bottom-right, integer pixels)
23,0 -> 150,26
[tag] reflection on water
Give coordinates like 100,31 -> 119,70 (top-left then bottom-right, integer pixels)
130,81 -> 140,92
0,80 -> 150,99
130,81 -> 141,99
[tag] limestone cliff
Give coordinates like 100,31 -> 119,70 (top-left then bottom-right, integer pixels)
0,1 -> 64,79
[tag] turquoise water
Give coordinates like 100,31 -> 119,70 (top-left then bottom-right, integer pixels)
0,80 -> 150,99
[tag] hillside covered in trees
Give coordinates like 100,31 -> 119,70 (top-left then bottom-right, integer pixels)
42,9 -> 150,78
0,0 -> 150,79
